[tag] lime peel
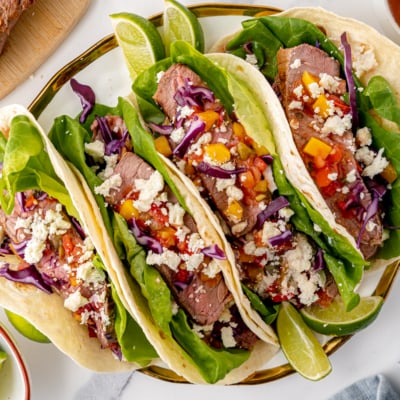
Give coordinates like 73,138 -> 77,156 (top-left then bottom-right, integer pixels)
110,12 -> 165,80
301,295 -> 383,336
5,310 -> 50,344
163,0 -> 204,54
277,302 -> 332,381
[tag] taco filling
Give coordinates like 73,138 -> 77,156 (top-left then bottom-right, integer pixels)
150,63 -> 337,308
86,113 -> 259,350
0,189 -> 121,355
274,43 -> 389,259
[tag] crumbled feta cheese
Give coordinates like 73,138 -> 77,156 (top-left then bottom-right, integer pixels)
170,127 -> 185,144
308,82 -> 324,99
290,58 -> 302,69
321,114 -> 352,136
182,253 -> 204,271
245,54 -> 258,66
167,202 -> 186,226
278,207 -> 294,221
216,177 -> 235,192
202,259 -> 220,278
99,154 -> 119,180
133,171 -> 164,212
146,249 -> 181,271
187,233 -> 205,253
84,140 -> 105,161
226,185 -> 244,202
362,148 -> 389,178
64,290 -> 89,312
220,326 -> 236,348
319,73 -> 340,93
327,172 -> 338,181
346,169 -> 357,183
355,146 -> 375,166
231,221 -> 247,235
94,174 -> 122,198
293,84 -> 304,98
156,71 -> 165,83
288,100 -> 303,111
356,127 -> 372,146
177,105 -> 194,119
261,221 -> 281,245
352,44 -> 377,78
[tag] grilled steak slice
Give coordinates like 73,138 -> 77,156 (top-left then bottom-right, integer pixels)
153,63 -> 261,236
104,151 -> 233,326
0,0 -> 35,54
276,44 -> 382,259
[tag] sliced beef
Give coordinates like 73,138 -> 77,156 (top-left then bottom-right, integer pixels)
105,151 -> 233,326
153,64 -> 261,236
276,44 -> 382,259
153,64 -> 204,120
0,0 -> 35,54
158,264 -> 232,326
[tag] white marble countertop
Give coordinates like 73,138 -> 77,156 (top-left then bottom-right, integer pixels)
1,1 -> 400,399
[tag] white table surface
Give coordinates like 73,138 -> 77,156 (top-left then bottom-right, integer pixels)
1,1 -> 400,399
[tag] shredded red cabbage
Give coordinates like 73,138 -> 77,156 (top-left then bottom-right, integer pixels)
201,244 -> 226,260
16,192 -> 25,211
313,248 -> 325,271
0,264 -> 53,294
70,217 -> 86,240
357,195 -> 379,249
95,116 -> 113,144
70,78 -> 95,124
129,218 -> 163,254
173,117 -> 205,158
105,130 -> 129,156
174,78 -> 214,108
340,32 -> 359,130
255,196 -> 290,230
196,161 -> 246,179
148,122 -> 174,136
11,241 -> 27,257
260,154 -> 274,164
268,230 -> 292,247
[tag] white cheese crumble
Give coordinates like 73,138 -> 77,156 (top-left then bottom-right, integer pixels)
362,148 -> 389,178
18,203 -> 71,264
321,114 -> 352,136
84,140 -> 105,161
245,54 -> 258,66
356,127 -> 372,146
288,100 -> 303,111
146,249 -> 181,272
167,202 -> 186,226
352,44 -> 377,78
290,58 -> 302,69
64,290 -> 89,312
220,326 -> 236,348
94,174 -> 122,198
170,127 -> 186,144
133,171 -> 164,212
346,169 -> 357,183
319,73 -> 340,93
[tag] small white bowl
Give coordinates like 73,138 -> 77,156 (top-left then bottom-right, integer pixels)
374,0 -> 400,44
0,324 -> 31,400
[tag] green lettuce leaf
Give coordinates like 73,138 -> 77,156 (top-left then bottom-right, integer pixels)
170,309 -> 250,384
0,115 -> 78,220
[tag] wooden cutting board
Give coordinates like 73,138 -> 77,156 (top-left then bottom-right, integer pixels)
0,0 -> 91,100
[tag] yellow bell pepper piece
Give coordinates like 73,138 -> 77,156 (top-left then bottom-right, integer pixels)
233,121 -> 246,139
154,135 -> 172,157
204,143 -> 231,164
225,200 -> 243,222
301,71 -> 320,96
303,137 -> 333,160
197,110 -> 220,131
119,199 -> 140,220
312,94 -> 332,118
237,142 -> 254,160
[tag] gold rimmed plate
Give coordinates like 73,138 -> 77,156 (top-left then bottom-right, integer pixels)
27,3 -> 399,385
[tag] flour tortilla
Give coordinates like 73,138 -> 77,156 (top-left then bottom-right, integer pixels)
211,7 -> 400,265
0,104 -> 142,372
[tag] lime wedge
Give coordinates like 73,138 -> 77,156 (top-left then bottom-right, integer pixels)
277,302 -> 332,381
5,310 -> 50,344
301,295 -> 383,336
163,0 -> 204,54
110,12 -> 166,80
0,350 -> 7,370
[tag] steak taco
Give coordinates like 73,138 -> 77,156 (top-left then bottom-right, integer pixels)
218,7 -> 400,268
129,37 -> 368,347
0,104 -> 158,372
47,80 -> 279,385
